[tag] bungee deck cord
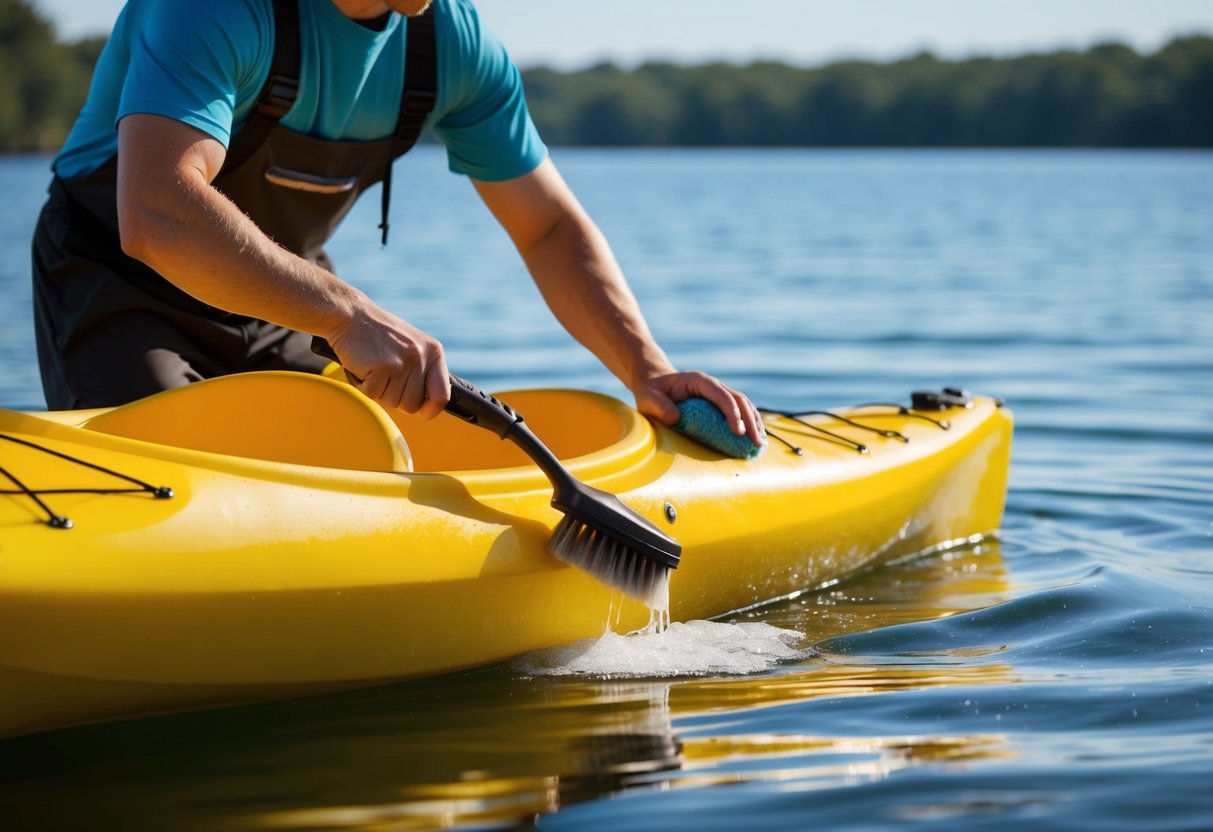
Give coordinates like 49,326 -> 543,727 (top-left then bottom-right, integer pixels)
0,433 -> 173,529
757,391 -> 964,456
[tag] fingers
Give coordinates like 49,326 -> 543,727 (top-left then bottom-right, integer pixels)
360,360 -> 449,419
380,342 -> 446,418
376,365 -> 409,411
705,387 -> 765,446
700,379 -> 764,445
735,388 -> 766,446
636,386 -> 681,426
418,357 -> 451,420
329,314 -> 449,419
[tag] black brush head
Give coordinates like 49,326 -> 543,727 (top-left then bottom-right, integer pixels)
548,515 -> 673,607
550,483 -> 681,567
546,483 -> 681,605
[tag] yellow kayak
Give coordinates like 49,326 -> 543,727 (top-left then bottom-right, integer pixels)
0,372 -> 1012,737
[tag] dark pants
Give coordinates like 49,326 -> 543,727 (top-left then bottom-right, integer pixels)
31,180 -> 328,410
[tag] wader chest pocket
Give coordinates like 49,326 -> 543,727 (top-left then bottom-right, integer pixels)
264,166 -> 359,194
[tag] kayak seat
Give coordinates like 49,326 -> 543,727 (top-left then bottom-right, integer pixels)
82,371 -> 412,472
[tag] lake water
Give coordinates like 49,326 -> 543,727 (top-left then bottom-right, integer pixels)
1,148 -> 1211,830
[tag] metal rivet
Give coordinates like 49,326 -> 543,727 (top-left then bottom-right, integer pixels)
664,502 -> 677,523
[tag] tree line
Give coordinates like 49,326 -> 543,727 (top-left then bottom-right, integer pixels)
522,37 -> 1213,148
1,0 -> 1210,152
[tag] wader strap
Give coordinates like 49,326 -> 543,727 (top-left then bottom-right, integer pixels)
380,9 -> 438,244
395,9 -> 437,152
218,0 -> 436,245
221,0 -> 301,176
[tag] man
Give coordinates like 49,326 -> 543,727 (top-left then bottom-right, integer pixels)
32,0 -> 764,446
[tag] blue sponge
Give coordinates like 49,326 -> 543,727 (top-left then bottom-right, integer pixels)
674,397 -> 765,459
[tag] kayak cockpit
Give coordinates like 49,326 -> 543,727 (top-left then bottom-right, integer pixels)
70,371 -> 649,475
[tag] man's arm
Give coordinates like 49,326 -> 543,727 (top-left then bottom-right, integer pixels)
473,158 -> 764,445
115,113 -> 450,417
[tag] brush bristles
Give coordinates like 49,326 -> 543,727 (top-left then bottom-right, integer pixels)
548,515 -> 671,607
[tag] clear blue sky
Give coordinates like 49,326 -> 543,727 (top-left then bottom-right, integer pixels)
34,0 -> 1213,68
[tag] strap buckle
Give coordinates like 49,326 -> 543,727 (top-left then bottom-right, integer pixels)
257,74 -> 299,119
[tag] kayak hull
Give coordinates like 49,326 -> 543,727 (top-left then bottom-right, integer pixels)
0,374 -> 1012,737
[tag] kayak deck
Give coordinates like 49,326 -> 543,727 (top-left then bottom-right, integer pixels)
0,373 -> 1013,737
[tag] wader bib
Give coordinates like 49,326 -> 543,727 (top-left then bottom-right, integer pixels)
31,2 -> 436,409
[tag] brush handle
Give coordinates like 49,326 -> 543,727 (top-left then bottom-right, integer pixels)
444,375 -> 522,438
444,377 -> 575,488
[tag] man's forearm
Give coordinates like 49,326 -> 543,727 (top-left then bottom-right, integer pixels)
119,168 -> 363,339
519,210 -> 676,389
472,158 -> 677,390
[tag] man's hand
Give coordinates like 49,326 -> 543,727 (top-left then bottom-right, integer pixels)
325,306 -> 451,419
634,371 -> 766,447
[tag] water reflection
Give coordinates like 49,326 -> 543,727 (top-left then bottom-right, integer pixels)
0,541 -> 1015,831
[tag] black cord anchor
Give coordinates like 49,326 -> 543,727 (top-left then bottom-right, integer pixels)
0,434 -> 173,529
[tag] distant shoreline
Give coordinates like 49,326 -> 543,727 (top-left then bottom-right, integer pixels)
518,37 -> 1213,149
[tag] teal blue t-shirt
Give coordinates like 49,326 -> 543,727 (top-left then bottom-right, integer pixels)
53,0 -> 547,182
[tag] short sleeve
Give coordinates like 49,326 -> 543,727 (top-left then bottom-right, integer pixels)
118,0 -> 273,148
430,0 -> 547,181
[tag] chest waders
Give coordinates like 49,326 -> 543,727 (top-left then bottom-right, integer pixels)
31,1 -> 436,409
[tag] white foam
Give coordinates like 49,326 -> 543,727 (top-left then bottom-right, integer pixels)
516,619 -> 808,679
